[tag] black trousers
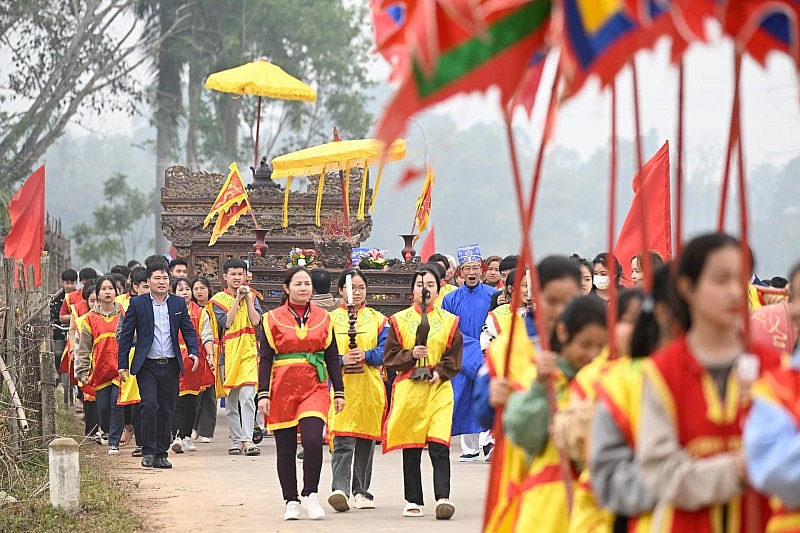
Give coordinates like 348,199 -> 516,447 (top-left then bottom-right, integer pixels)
172,393 -> 198,439
137,358 -> 179,458
274,417 -> 325,502
402,442 -> 450,505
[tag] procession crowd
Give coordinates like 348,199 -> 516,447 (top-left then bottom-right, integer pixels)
50,234 -> 800,531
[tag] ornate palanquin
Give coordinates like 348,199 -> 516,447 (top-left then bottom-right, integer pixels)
160,165 -> 414,316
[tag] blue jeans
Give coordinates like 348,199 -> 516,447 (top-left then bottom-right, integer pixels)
95,384 -> 125,446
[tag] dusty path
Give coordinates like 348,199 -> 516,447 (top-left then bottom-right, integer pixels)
108,409 -> 489,532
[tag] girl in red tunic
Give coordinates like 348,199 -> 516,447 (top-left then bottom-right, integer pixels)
170,277 -> 208,453
636,233 -> 781,532
257,266 -> 345,521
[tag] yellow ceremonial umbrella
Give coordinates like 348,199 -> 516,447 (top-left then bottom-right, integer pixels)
271,129 -> 406,229
205,58 -> 316,170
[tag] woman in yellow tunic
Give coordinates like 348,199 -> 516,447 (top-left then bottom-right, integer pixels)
327,268 -> 388,513
383,265 -> 463,520
257,266 -> 345,522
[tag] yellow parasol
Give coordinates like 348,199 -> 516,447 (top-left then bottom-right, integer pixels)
271,129 -> 406,228
205,58 -> 316,171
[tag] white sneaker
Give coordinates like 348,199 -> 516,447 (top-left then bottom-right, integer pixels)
107,446 -> 119,455
284,501 -> 301,521
191,429 -> 198,440
303,493 -> 326,520
182,437 -> 197,452
199,436 -> 212,443
99,433 -> 109,446
353,493 -> 375,509
171,437 -> 185,454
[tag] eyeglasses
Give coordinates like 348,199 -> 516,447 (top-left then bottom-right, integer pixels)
351,286 -> 367,293
461,265 -> 482,273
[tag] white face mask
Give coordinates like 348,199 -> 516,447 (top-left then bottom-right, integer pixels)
593,275 -> 611,290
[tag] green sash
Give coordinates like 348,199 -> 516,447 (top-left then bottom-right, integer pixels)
275,352 -> 327,382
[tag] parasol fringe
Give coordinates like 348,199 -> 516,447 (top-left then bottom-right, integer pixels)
282,176 -> 292,228
371,161 -> 387,212
316,166 -> 326,227
343,162 -> 353,222
357,167 -> 369,220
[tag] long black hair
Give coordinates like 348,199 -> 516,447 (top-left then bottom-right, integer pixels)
337,268 -> 369,290
670,232 -> 743,331
631,264 -> 672,358
593,252 -> 624,286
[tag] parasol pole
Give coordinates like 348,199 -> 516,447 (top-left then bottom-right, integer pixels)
254,96 -> 262,171
630,58 -> 644,172
339,168 -> 352,238
631,56 -> 653,293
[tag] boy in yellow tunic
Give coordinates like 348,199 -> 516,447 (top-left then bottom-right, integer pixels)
383,265 -> 463,520
210,258 -> 262,456
327,268 -> 389,513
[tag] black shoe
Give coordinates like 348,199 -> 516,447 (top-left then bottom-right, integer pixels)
141,455 -> 155,468
252,427 -> 263,444
153,457 -> 173,469
131,446 -> 143,457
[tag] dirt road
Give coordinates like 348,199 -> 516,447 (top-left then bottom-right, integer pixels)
108,410 -> 490,532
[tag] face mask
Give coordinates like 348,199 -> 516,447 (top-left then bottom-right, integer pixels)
594,275 -> 611,290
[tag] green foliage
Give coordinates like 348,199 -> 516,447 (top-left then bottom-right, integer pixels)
72,173 -> 154,270
135,0 -> 375,167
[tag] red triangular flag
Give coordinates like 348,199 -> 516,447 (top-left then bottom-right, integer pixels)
5,165 -> 45,286
614,142 -> 672,281
418,225 -> 436,262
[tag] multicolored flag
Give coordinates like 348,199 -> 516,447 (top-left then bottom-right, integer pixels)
204,162 -> 251,246
721,1 -> 800,68
413,167 -> 434,243
375,0 -> 552,142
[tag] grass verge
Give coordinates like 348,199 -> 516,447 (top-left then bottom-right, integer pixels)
0,402 -> 145,532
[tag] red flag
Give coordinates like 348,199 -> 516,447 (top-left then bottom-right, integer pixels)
5,165 -> 45,286
614,141 -> 672,280
419,225 -> 437,262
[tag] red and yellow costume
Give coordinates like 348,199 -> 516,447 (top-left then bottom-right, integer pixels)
82,310 -> 120,393
178,300 -> 212,396
749,367 -> 800,532
261,303 -> 334,431
483,316 -> 537,533
593,356 -> 653,532
328,305 -> 387,441
59,290 -> 89,383
382,304 -> 460,452
434,282 -> 457,307
210,290 -> 258,394
643,337 -> 780,532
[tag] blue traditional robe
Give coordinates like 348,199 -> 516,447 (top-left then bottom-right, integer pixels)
442,283 -> 498,436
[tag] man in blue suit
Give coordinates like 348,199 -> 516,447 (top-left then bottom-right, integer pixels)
118,263 -> 199,469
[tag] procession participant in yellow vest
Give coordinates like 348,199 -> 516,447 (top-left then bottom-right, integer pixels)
480,269 -> 529,350
636,233 -> 781,533
169,278 -> 212,454
479,256 -> 581,533
590,265 -> 674,533
210,258 -> 262,456
326,268 -> 388,513
744,261 -> 800,533
503,295 -> 607,532
73,282 -> 101,438
557,288 -> 644,533
191,276 -> 218,443
429,253 -> 457,307
257,266 -> 345,521
75,276 -> 123,454
383,265 -> 463,520
114,267 -> 149,455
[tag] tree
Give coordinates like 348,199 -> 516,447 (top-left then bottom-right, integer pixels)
72,173 -> 154,270
0,1 -> 155,196
134,1 -> 376,251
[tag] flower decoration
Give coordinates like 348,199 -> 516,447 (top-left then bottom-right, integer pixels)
357,248 -> 390,269
287,247 -> 317,267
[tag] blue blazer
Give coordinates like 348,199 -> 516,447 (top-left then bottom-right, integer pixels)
117,293 -> 199,375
